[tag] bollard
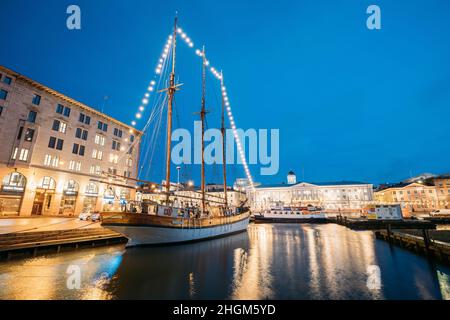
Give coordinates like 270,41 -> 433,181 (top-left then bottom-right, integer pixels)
422,229 -> 430,251
387,224 -> 392,243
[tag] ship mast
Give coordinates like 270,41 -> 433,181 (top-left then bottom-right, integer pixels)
220,72 -> 228,210
164,16 -> 178,204
200,46 -> 207,214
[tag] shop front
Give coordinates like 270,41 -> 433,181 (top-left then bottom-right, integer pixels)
83,182 -> 98,211
32,176 -> 56,215
102,186 -> 116,211
0,172 -> 27,216
59,180 -> 79,216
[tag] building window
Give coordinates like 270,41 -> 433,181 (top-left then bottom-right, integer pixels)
2,172 -> 26,192
24,128 -> 35,141
52,119 -> 67,133
92,149 -> 103,160
56,104 -> 64,114
94,134 -> 105,146
11,147 -> 18,160
0,89 -> 7,100
48,137 -> 63,150
56,139 -> 64,150
109,154 -> 118,164
89,165 -> 101,175
85,182 -> 99,195
17,126 -> 23,140
27,111 -> 37,123
18,148 -> 29,161
112,140 -> 121,151
40,176 -> 56,190
2,76 -> 12,85
48,137 -> 56,148
32,94 -> 41,105
98,121 -> 108,132
72,143 -> 85,156
79,113 -> 90,124
56,104 -> 70,117
44,154 -> 52,166
69,160 -> 82,172
3,76 -> 12,85
130,135 -> 135,142
0,106 -> 3,116
63,107 -> 71,117
113,128 -> 123,138
75,128 -> 88,140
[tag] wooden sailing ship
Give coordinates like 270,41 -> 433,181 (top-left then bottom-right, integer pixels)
101,17 -> 250,246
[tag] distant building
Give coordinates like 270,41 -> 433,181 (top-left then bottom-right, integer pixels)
374,182 -> 439,216
250,172 -> 374,213
287,171 -> 296,185
0,65 -> 141,216
432,175 -> 450,209
402,173 -> 437,184
138,184 -> 247,209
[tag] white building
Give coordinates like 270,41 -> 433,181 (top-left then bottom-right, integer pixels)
250,171 -> 374,213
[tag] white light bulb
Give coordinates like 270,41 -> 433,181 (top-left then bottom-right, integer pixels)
145,93 -> 150,98
131,121 -> 136,126
136,113 -> 141,119
150,80 -> 156,85
139,106 -> 144,112
189,42 -> 194,48
142,98 -> 148,105
148,86 -> 154,91
177,28 -> 182,34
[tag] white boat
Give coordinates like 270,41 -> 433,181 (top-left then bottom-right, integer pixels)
102,16 -> 250,246
254,203 -> 327,223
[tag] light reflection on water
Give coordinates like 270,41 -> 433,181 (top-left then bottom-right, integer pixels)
0,224 -> 449,300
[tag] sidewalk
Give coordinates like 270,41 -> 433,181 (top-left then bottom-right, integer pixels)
0,217 -> 101,235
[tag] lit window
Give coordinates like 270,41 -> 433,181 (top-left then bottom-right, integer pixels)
59,122 -> 67,133
51,156 -> 59,167
11,147 -> 18,160
69,160 -> 75,170
95,134 -> 105,146
19,148 -> 29,161
44,154 -> 52,166
24,128 -> 35,142
109,154 -> 118,164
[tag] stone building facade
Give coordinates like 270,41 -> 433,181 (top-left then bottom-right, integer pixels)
250,171 -> 374,213
0,65 -> 141,216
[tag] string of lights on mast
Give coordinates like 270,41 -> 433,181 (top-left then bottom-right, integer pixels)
129,26 -> 255,191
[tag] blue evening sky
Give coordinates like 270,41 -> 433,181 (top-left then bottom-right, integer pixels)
1,0 -> 450,185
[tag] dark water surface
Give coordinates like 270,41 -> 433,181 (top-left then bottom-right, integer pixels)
0,224 -> 449,299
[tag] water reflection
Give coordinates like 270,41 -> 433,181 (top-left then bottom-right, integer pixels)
0,224 -> 449,300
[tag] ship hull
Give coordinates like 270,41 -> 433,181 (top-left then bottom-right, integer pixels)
102,213 -> 250,247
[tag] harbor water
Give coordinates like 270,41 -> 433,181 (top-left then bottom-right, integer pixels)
0,223 -> 449,300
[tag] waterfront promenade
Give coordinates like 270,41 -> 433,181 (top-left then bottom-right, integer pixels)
0,217 -> 101,234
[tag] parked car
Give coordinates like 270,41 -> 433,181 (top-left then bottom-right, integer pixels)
79,210 -> 91,221
91,212 -> 102,222
430,209 -> 450,217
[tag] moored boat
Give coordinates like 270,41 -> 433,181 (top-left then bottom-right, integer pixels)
102,16 -> 251,246
254,203 -> 329,223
